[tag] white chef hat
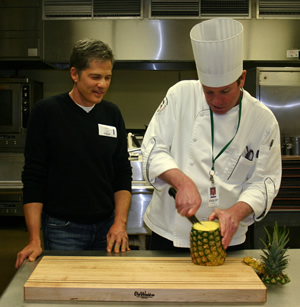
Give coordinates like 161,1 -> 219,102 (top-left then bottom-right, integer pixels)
190,18 -> 243,87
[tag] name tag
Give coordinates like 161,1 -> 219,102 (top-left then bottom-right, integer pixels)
208,186 -> 219,208
98,124 -> 117,138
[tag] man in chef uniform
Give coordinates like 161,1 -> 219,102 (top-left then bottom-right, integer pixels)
141,18 -> 282,251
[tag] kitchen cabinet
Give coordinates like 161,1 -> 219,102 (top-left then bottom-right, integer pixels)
0,0 -> 42,60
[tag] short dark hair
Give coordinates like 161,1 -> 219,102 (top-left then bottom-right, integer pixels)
69,38 -> 114,75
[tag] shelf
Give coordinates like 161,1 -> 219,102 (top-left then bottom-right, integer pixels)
282,156 -> 300,161
273,159 -> 300,209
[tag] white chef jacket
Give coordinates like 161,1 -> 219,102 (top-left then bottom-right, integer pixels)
142,80 -> 281,248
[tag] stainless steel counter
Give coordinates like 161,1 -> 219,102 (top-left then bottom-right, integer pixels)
1,249 -> 299,307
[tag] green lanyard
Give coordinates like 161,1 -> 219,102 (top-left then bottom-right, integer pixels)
209,96 -> 242,184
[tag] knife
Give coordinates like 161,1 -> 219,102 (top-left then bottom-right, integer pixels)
168,187 -> 202,225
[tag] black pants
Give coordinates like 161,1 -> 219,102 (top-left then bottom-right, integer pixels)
150,232 -> 246,252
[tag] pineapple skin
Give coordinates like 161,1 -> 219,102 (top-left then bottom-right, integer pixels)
190,221 -> 226,266
261,273 -> 290,285
243,256 -> 290,285
243,256 -> 266,276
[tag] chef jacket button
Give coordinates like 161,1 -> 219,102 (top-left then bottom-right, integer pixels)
190,161 -> 194,166
193,138 -> 197,142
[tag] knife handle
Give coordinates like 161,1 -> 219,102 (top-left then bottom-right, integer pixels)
168,186 -> 201,225
168,187 -> 177,198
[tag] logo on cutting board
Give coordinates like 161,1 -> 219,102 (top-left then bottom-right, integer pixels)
134,291 -> 155,299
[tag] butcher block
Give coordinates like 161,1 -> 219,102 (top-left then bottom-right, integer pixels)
24,256 -> 266,303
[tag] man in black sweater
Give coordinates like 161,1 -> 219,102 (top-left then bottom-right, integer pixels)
15,39 -> 132,269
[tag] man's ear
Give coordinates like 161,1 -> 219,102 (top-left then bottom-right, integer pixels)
240,70 -> 247,88
70,67 -> 78,83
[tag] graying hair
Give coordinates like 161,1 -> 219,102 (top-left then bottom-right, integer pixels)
70,38 -> 114,75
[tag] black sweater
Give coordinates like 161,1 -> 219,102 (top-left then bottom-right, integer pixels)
22,92 -> 132,223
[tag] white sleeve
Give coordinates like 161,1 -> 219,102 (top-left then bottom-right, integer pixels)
141,91 -> 179,190
238,123 -> 282,221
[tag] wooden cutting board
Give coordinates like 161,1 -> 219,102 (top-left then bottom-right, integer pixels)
24,256 -> 266,303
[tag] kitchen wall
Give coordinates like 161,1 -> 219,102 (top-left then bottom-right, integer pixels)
1,0 -> 299,129
0,68 -> 197,129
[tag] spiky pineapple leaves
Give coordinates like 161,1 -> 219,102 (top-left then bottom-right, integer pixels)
243,222 -> 290,285
259,222 -> 290,285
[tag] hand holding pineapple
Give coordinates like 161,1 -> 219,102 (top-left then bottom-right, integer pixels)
208,201 -> 253,249
190,201 -> 254,266
163,171 -> 256,255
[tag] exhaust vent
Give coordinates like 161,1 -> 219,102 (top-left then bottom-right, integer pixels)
43,0 -> 92,18
150,0 -> 250,18
94,0 -> 142,18
43,0 -> 142,19
150,0 -> 200,18
201,0 -> 250,17
257,0 -> 300,19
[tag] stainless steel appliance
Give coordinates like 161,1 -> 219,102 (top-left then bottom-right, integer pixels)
41,1 -> 300,64
255,69 -> 300,248
127,155 -> 153,250
0,78 -> 43,216
0,152 -> 24,216
0,78 -> 43,152
256,67 -> 300,155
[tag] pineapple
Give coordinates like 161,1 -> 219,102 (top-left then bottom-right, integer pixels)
243,222 -> 290,285
260,222 -> 290,285
243,256 -> 266,276
190,221 -> 226,266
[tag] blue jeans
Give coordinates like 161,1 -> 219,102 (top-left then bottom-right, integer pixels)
41,212 -> 114,251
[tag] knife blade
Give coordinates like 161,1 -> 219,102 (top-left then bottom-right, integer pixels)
168,187 -> 202,225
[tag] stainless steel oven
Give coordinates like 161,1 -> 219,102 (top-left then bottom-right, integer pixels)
0,152 -> 24,216
0,77 -> 43,151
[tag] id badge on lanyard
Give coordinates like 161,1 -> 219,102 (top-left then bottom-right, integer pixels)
208,183 -> 220,208
208,97 -> 242,208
